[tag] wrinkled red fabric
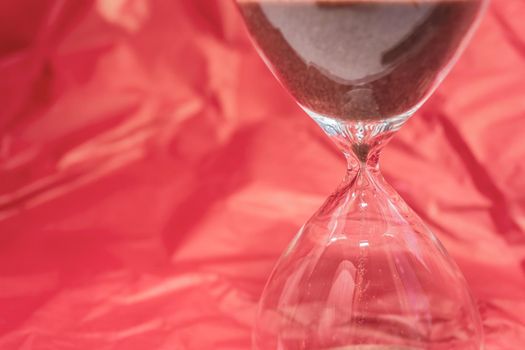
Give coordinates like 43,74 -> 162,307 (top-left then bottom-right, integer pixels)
0,0 -> 523,349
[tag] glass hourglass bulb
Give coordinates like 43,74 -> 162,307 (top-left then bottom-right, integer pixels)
235,0 -> 489,349
253,116 -> 483,350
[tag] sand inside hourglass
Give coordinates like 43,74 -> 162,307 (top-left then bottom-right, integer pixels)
237,0 -> 481,120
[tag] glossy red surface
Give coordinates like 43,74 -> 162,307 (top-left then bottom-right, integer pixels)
0,1 -> 523,349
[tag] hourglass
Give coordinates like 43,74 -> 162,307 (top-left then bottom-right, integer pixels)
236,1 -> 488,349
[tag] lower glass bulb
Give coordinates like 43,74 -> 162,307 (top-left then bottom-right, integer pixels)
253,119 -> 483,350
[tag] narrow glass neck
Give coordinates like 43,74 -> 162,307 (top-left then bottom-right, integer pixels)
308,113 -> 409,173
310,114 -> 412,228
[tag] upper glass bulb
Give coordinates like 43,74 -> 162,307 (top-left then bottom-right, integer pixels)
237,0 -> 487,121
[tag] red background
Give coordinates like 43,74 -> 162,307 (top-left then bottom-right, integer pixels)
0,0 -> 524,349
